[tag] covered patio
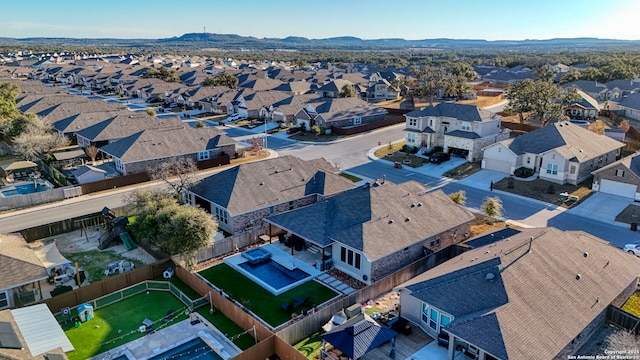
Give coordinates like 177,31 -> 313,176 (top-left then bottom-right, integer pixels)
264,221 -> 333,271
1,160 -> 39,183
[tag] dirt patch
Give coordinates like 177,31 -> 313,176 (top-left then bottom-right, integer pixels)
229,149 -> 270,166
493,177 -> 593,208
615,204 -> 640,224
469,213 -> 511,238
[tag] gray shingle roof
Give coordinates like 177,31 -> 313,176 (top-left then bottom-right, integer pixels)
398,227 -> 640,360
306,97 -> 388,122
266,182 -> 474,259
507,121 -> 623,161
99,126 -> 235,163
189,156 -> 354,216
618,93 -> 640,111
75,114 -> 182,143
0,234 -> 47,290
405,103 -> 494,122
322,313 -> 398,359
446,130 -> 480,139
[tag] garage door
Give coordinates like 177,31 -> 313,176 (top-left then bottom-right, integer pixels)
599,179 -> 636,198
484,159 -> 512,174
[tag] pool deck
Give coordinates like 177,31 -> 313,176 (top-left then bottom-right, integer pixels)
89,313 -> 242,360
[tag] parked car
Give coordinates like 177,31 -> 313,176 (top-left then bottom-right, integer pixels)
429,152 -> 451,164
624,244 -> 640,257
286,127 -> 301,134
104,260 -> 135,276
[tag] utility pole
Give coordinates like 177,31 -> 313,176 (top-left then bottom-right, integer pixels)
203,26 -> 206,33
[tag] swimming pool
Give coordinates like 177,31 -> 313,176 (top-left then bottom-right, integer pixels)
238,259 -> 311,290
1,183 -> 50,197
147,337 -> 222,360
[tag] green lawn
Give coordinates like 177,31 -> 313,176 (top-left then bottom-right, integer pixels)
339,172 -> 363,183
64,291 -> 188,360
198,264 -> 339,326
294,330 -> 324,360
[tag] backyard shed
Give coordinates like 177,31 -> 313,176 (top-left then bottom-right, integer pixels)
10,304 -> 74,357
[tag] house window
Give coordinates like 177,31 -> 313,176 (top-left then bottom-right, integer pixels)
341,247 -> 346,262
527,157 -> 531,164
441,314 -> 451,327
347,249 -> 354,266
546,163 -> 558,175
429,119 -> 433,127
269,206 -> 274,214
215,207 -> 228,224
421,303 -> 429,324
198,151 -> 210,161
354,253 -> 361,269
429,308 -> 439,330
570,165 -> 576,174
616,169 -> 625,177
114,158 -> 124,172
288,201 -> 295,210
407,133 -> 416,144
408,118 -> 417,127
461,122 -> 471,131
0,291 -> 8,309
353,117 -> 362,125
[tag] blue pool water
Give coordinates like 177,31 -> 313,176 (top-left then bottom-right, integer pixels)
2,183 -> 49,197
238,259 -> 310,290
148,337 -> 222,360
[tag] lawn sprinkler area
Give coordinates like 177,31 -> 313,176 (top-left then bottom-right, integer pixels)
61,279 -> 251,360
198,263 -> 339,327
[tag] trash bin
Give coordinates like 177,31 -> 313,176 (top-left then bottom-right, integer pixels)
632,223 -> 637,231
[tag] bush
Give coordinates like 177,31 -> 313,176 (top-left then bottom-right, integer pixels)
507,177 -> 515,189
547,184 -> 556,194
513,167 -> 534,178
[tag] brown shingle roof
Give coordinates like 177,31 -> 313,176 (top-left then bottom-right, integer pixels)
0,234 -> 47,290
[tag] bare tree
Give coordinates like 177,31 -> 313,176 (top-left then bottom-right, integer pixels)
12,125 -> 69,160
602,330 -> 640,351
481,196 -> 503,220
618,119 -> 631,133
148,157 -> 200,200
85,145 -> 99,163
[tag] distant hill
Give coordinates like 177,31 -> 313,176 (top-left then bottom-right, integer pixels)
1,33 -> 639,51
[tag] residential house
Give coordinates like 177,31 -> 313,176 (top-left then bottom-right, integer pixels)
395,227 -> 640,360
99,126 -> 236,175
265,181 -> 474,284
561,80 -> 615,101
404,103 -> 509,161
564,89 -> 599,120
185,156 -> 355,234
614,93 -> 640,121
481,66 -> 535,85
294,97 -> 388,131
71,165 -> 107,184
316,79 -> 354,98
0,234 -> 47,310
591,151 -> 640,199
604,79 -> 640,98
75,114 -> 182,148
482,122 -> 624,184
366,78 -> 399,102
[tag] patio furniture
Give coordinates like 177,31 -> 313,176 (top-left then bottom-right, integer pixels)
292,296 -> 310,308
437,332 -> 450,347
558,192 -> 569,202
281,303 -> 293,312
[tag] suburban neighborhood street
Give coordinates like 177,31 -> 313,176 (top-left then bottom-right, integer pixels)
2,122 -> 639,249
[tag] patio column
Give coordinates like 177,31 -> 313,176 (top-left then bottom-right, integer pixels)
268,223 -> 272,243
447,334 -> 456,360
322,247 -> 325,271
389,336 -> 396,359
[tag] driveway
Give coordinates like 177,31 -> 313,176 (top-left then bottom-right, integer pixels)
566,192 -> 634,226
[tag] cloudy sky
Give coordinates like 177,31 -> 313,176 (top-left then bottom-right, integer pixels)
2,0 -> 639,41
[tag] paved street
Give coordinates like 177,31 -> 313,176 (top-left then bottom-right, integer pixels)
2,122 -> 640,248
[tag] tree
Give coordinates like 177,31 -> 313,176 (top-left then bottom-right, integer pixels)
601,330 -> 640,351
448,62 -> 477,82
442,74 -> 473,99
85,145 -> 99,163
504,79 -> 535,123
339,84 -> 358,98
148,157 -> 200,200
504,79 -> 580,126
311,125 -> 321,139
481,196 -> 503,219
126,190 -> 217,255
413,66 -> 446,104
534,64 -> 556,83
449,190 -> 466,206
12,120 -> 69,160
203,73 -> 238,89
0,82 -> 20,123
145,108 -> 156,116
142,67 -> 180,83
618,119 -> 631,133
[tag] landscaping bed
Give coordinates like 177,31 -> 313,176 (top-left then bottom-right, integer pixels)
621,291 -> 640,317
198,264 -> 339,327
492,177 -> 593,208
443,161 -> 482,179
615,205 -> 640,225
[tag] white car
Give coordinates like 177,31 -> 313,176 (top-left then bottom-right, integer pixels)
624,244 -> 640,257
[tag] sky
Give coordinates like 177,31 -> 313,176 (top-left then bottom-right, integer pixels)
2,0 -> 640,41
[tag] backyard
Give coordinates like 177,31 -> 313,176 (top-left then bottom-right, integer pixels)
62,249 -> 145,283
198,264 -> 339,327
622,291 -> 640,317
62,278 -> 255,360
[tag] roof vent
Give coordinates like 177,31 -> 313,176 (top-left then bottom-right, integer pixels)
576,274 -> 581,280
410,203 -> 416,208
405,217 -> 411,222
417,203 -> 423,207
583,252 -> 589,258
388,220 -> 394,224
259,182 -> 264,186
485,272 -> 495,280
301,178 -> 305,182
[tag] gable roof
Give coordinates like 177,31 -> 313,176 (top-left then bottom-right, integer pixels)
189,156 -> 354,216
405,103 -> 495,122
506,121 -> 623,161
560,80 -> 606,94
398,227 -> 640,360
618,93 -> 640,111
75,114 -> 182,143
322,313 -> 398,359
304,97 -> 388,122
0,234 -> 47,290
99,126 -> 235,163
266,181 -> 474,256
592,150 -> 640,177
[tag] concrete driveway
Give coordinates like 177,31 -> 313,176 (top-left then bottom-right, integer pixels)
457,169 -> 508,191
566,192 -> 634,226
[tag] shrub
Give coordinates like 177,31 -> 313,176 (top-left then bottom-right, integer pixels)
507,177 -> 515,189
513,167 -> 534,178
547,184 -> 556,194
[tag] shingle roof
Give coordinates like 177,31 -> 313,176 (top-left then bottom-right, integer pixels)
405,103 -> 494,122
618,93 -> 640,111
306,97 -> 387,122
0,234 -> 47,290
322,313 -> 398,359
446,130 -> 480,139
266,182 -> 474,258
592,151 -> 640,178
316,79 -> 353,93
98,126 -> 235,163
507,121 -> 623,161
398,227 -> 640,360
561,80 -> 606,94
189,156 -> 354,216
75,114 -> 182,143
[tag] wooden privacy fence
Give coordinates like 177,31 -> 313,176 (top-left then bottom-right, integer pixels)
331,115 -> 405,136
172,227 -> 266,265
43,259 -> 171,313
607,305 -> 640,334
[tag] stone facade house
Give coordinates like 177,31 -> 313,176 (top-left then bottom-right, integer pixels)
592,151 -> 640,199
395,227 -> 640,360
99,126 -> 236,175
185,156 -> 355,234
265,181 -> 474,285
482,122 -> 624,184
404,103 -> 509,161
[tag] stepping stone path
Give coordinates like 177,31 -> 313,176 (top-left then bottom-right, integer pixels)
315,274 -> 355,295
